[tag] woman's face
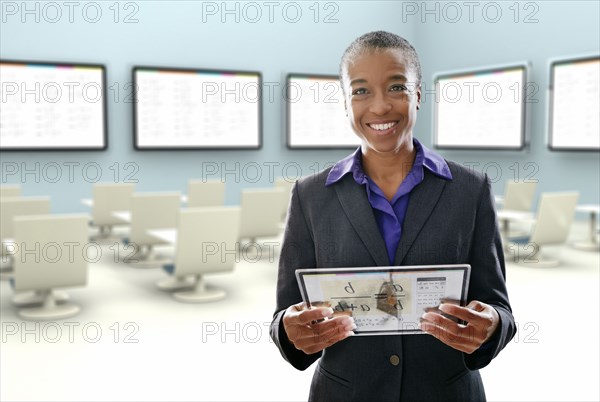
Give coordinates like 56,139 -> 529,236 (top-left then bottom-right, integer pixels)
342,49 -> 421,155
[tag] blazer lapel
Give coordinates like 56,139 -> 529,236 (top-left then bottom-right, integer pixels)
395,172 -> 447,265
334,176 -> 390,267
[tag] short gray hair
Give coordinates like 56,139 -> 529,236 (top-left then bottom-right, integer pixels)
339,31 -> 422,92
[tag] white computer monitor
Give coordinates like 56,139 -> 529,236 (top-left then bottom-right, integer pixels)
91,183 -> 135,232
433,64 -> 528,150
159,207 -> 241,302
531,192 -> 579,246
548,56 -> 600,151
502,181 -> 537,212
187,180 -> 225,208
0,197 -> 51,241
510,192 -> 579,268
286,73 -> 359,149
12,214 -> 89,319
0,60 -> 107,150
0,185 -> 21,198
133,66 -> 261,149
126,192 -> 181,263
240,188 -> 286,241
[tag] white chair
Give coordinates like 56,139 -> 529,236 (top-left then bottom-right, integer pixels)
125,192 -> 180,263
239,188 -> 286,243
1,197 -> 51,276
11,214 -> 89,320
0,185 -> 21,198
274,178 -> 294,222
158,207 -> 241,302
91,183 -> 135,238
187,180 -> 225,207
508,192 -> 579,267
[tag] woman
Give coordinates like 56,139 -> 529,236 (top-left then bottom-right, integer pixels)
270,31 -> 515,402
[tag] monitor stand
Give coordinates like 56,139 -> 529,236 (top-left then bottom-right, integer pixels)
125,245 -> 170,268
12,290 -> 69,306
173,276 -> 226,303
156,275 -> 196,291
19,290 -> 80,320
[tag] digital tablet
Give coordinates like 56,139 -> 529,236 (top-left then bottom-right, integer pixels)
295,264 -> 471,335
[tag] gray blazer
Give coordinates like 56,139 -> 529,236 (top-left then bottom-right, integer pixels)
270,160 -> 516,402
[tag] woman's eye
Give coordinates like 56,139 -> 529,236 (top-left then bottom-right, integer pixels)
390,84 -> 407,92
352,88 -> 367,96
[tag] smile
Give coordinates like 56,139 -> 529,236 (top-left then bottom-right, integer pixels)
366,121 -> 399,134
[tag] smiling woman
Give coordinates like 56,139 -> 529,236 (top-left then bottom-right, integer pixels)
270,31 -> 516,402
343,45 -> 422,200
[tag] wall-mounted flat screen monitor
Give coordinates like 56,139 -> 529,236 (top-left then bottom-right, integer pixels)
433,64 -> 527,150
548,56 -> 599,151
0,60 -> 107,151
133,66 -> 261,150
286,74 -> 359,149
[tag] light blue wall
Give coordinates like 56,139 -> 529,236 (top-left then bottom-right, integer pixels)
1,1 -> 598,215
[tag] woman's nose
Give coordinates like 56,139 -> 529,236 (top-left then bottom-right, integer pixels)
369,93 -> 393,115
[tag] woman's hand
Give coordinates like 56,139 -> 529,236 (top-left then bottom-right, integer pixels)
282,302 -> 356,355
419,300 -> 500,354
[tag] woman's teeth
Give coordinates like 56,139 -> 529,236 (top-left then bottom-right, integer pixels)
369,122 -> 397,131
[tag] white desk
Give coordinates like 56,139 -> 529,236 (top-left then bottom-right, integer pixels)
147,229 -> 177,245
494,195 -> 504,205
111,211 -> 131,223
497,210 -> 535,222
573,204 -> 600,251
82,195 -> 187,208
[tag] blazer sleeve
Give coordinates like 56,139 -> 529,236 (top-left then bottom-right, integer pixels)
269,181 -> 322,370
464,174 -> 517,370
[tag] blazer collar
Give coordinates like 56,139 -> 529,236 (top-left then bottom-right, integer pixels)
334,174 -> 390,267
333,170 -> 447,267
394,170 -> 447,265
